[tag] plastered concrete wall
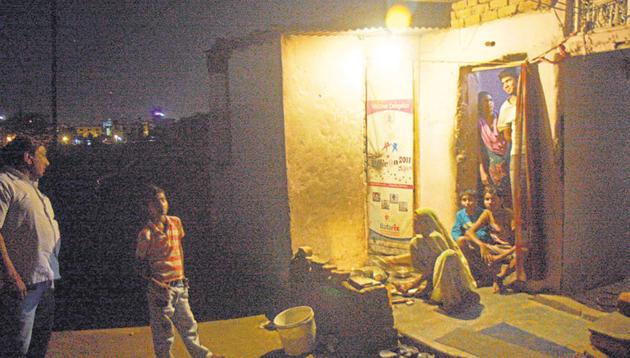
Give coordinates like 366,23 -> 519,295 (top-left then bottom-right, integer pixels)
418,11 -> 565,289
559,50 -> 630,292
416,61 -> 460,222
223,38 -> 292,273
282,35 -> 368,269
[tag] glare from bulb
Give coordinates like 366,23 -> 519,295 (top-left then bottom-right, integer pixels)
386,4 -> 412,31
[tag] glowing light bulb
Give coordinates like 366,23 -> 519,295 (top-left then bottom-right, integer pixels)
386,4 -> 412,30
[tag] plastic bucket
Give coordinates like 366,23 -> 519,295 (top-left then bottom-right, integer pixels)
273,306 -> 316,356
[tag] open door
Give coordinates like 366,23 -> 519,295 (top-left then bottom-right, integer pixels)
455,59 -> 546,283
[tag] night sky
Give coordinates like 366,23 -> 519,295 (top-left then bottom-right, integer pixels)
1,0 -> 394,126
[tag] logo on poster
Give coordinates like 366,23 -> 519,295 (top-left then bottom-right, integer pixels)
380,223 -> 400,232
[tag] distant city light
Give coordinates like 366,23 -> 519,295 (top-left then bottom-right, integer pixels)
151,108 -> 165,117
0,115 -> 5,121
61,136 -> 69,144
114,135 -> 122,142
6,135 -> 15,142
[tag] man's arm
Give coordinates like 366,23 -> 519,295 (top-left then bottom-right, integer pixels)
0,232 -> 26,299
497,101 -> 513,143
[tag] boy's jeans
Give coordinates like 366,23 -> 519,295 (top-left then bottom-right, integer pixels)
146,280 -> 210,358
0,280 -> 55,358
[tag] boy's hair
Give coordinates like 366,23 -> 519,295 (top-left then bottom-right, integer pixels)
498,68 -> 517,81
140,184 -> 165,216
2,135 -> 42,168
459,189 -> 477,201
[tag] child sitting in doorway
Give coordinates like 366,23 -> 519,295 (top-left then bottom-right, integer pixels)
458,186 -> 516,293
451,189 -> 489,243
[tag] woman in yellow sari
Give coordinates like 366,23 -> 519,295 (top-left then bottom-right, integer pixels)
384,209 -> 478,312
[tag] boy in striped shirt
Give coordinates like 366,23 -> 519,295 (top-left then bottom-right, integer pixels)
136,185 -> 222,358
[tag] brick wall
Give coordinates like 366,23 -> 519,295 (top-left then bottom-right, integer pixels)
450,0 -> 557,27
288,250 -> 397,356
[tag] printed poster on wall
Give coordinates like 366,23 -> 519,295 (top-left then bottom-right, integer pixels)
367,59 -> 414,256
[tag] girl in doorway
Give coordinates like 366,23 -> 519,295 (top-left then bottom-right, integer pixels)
477,91 -> 511,208
460,186 -> 516,293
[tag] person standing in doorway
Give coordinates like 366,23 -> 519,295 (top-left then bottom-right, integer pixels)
497,68 -> 519,208
477,91 -> 510,194
0,136 -> 61,358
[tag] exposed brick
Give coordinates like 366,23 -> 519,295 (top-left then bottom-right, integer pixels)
455,9 -> 467,20
459,7 -> 474,18
452,0 -> 468,10
539,0 -> 557,6
467,0 -> 479,6
451,10 -> 459,21
479,0 -> 492,3
464,14 -> 482,26
518,0 -> 540,12
474,3 -> 490,15
490,0 -> 509,9
498,4 -> 518,17
451,18 -> 465,28
481,9 -> 499,22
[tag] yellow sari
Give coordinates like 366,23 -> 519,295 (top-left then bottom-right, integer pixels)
410,209 -> 477,311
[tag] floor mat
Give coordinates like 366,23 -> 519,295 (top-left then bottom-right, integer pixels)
479,322 -> 575,356
436,327 -> 550,358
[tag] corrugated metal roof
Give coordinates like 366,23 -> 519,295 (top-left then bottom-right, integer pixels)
280,26 -> 439,37
206,25 -> 438,53
205,25 -> 440,74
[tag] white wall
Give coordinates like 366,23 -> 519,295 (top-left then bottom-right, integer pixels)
559,50 -> 630,291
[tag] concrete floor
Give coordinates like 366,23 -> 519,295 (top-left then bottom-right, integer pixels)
394,287 -> 610,357
46,288 -> 613,357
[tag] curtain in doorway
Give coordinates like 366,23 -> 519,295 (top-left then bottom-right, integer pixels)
514,63 -> 547,281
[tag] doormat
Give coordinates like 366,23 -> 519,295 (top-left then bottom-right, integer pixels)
479,322 -> 575,356
435,327 -> 550,358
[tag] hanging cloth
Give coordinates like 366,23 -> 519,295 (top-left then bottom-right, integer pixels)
512,62 -> 528,282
